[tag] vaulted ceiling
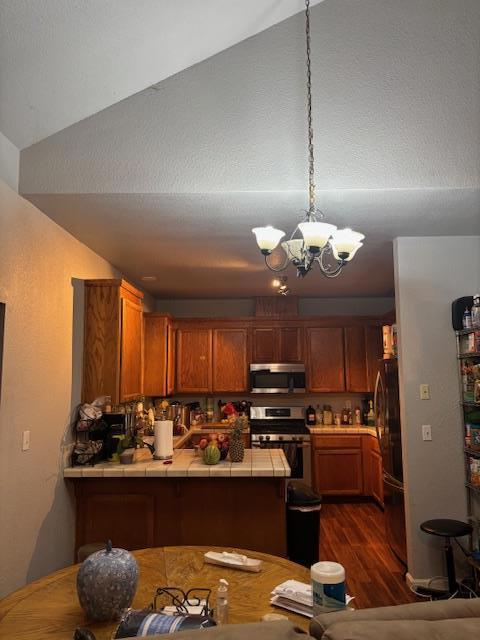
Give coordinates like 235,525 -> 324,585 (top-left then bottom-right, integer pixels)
4,0 -> 480,298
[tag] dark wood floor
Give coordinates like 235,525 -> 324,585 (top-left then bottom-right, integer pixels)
320,501 -> 419,609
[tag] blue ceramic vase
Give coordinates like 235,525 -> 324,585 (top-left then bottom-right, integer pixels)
76,541 -> 139,622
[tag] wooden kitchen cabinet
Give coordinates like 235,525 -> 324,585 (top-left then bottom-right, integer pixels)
82,279 -> 144,404
251,326 -> 303,363
365,325 -> 383,392
312,435 -> 363,495
306,327 -> 345,392
252,327 -> 277,362
143,314 -> 174,396
176,329 -> 212,393
344,326 -> 368,392
279,327 -> 303,363
212,328 -> 248,392
363,434 -> 384,507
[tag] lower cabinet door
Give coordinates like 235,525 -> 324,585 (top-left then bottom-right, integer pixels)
81,493 -> 155,551
313,449 -> 363,495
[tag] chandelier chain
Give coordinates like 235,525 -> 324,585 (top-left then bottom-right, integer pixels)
305,0 -> 315,215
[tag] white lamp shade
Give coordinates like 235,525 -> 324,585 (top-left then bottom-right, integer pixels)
281,239 -> 304,261
252,226 -> 285,252
332,241 -> 363,262
298,221 -> 336,249
330,228 -> 365,260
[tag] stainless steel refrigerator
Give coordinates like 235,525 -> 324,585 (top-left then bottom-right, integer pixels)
374,358 -> 407,566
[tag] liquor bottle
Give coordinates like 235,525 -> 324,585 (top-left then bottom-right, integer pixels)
306,405 -> 316,426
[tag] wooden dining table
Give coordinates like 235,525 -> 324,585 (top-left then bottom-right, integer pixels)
0,546 -> 312,639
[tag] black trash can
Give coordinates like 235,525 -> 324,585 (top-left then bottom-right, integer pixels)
286,481 -> 322,568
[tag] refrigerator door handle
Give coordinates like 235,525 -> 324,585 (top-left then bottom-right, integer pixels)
383,472 -> 405,493
374,370 -> 382,442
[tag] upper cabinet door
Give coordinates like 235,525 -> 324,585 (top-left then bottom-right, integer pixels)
365,325 -> 383,392
166,324 -> 176,396
306,328 -> 345,392
212,328 -> 248,392
252,328 -> 278,362
176,329 -> 212,393
120,297 -> 144,401
143,315 -> 169,397
344,326 -> 368,392
279,327 -> 304,363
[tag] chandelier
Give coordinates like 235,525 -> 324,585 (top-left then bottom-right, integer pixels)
252,0 -> 364,278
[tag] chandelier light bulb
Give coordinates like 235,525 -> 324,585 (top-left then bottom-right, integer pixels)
252,226 -> 285,254
298,221 -> 337,253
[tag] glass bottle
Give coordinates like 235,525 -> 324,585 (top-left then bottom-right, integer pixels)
306,405 -> 316,426
323,405 -> 333,425
315,404 -> 323,425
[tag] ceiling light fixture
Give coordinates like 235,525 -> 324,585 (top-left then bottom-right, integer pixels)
252,0 -> 364,278
273,276 -> 290,296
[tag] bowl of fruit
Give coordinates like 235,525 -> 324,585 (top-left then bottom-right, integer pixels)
199,433 -> 229,464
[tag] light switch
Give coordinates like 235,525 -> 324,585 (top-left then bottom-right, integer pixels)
420,384 -> 430,400
22,430 -> 30,451
422,425 -> 432,441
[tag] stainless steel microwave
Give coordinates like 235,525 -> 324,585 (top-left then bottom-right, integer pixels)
249,364 -> 306,394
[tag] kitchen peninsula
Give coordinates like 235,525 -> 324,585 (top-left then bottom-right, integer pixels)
64,448 -> 290,559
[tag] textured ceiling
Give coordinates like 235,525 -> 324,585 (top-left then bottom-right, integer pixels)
15,0 -> 480,299
26,188 -> 480,298
0,0 -> 322,149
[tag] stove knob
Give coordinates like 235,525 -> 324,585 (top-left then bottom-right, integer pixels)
259,435 -> 264,441
292,436 -> 298,441
266,435 -> 271,441
278,435 -> 283,441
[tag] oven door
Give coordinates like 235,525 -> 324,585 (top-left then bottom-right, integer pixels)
253,440 -> 312,486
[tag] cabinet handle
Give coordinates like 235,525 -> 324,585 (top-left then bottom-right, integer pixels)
199,355 -> 206,361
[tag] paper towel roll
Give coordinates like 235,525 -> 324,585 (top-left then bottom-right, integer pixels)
154,420 -> 173,460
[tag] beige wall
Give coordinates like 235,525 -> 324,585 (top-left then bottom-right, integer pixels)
0,179 -> 121,597
394,236 -> 480,580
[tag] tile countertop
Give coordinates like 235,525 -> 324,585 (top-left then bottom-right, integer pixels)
64,448 -> 290,479
308,426 -> 377,436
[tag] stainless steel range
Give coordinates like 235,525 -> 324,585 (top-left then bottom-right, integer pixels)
249,406 -> 311,486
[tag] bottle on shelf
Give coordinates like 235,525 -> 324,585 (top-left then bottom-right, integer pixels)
315,404 -> 323,425
472,295 -> 480,329
463,306 -> 473,330
341,405 -> 349,425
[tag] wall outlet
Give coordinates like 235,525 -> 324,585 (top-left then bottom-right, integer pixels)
422,424 -> 432,441
22,430 -> 30,451
419,384 -> 430,400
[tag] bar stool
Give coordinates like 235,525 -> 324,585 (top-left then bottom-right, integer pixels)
420,519 -> 472,596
